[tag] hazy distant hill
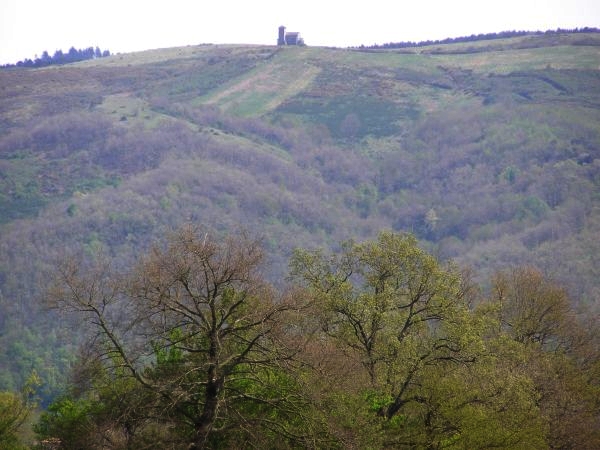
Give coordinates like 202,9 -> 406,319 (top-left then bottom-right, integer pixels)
1,32 -> 599,401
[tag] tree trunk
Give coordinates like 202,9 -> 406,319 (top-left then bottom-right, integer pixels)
189,365 -> 222,449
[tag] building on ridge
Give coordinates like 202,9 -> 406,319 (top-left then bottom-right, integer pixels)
277,26 -> 304,46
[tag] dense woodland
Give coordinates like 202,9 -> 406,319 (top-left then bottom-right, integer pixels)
1,31 -> 600,448
2,227 -> 599,448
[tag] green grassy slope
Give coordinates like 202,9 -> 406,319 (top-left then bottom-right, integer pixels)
1,32 -> 599,401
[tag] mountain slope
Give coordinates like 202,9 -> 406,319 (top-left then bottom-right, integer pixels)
1,32 -> 600,400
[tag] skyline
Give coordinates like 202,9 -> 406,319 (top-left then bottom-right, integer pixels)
1,0 -> 600,65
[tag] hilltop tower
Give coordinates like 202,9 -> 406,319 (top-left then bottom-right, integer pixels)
278,26 -> 286,46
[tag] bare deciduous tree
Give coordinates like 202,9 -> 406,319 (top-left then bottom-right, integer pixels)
48,225 -> 312,449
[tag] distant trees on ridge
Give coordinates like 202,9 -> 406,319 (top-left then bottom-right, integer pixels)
357,27 -> 600,50
2,46 -> 110,69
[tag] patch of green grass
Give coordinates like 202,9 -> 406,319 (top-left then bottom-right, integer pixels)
79,44 -> 228,67
430,45 -> 600,73
198,47 -> 321,116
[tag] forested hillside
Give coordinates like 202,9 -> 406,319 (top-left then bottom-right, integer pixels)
1,32 -> 599,447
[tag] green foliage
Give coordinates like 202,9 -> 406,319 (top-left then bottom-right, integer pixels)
152,328 -> 184,366
34,397 -> 96,449
290,233 -> 600,448
480,267 -> 600,448
0,371 -> 41,448
0,391 -> 29,448
292,232 -> 540,447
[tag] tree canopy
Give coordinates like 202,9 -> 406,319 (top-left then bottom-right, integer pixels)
30,228 -> 600,449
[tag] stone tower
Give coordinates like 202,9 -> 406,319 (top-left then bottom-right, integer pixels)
278,26 -> 286,46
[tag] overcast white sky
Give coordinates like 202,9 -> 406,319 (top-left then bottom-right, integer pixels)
1,0 -> 599,64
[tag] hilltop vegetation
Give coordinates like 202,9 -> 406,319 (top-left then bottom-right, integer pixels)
358,26 -> 600,50
1,46 -> 111,69
0,31 -> 599,446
